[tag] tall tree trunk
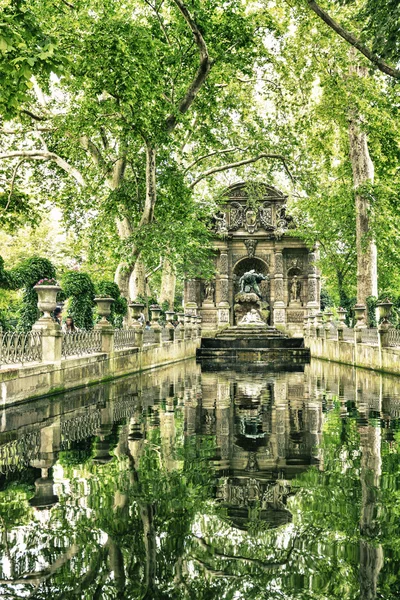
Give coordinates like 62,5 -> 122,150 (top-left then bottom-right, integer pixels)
129,258 -> 147,301
159,260 -> 176,309
114,216 -> 135,299
348,55 -> 378,307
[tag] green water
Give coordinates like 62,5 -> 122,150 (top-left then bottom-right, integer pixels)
1,359 -> 400,599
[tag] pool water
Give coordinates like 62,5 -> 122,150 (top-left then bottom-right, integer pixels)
1,359 -> 400,599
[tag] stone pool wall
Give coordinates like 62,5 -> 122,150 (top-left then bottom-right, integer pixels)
0,338 -> 199,406
307,337 -> 400,375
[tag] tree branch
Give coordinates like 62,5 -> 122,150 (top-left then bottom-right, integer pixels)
307,0 -> 400,80
184,146 -> 248,174
79,135 -> 108,172
0,151 -> 85,186
165,0 -> 212,132
4,160 -> 25,211
19,109 -> 47,121
189,153 -> 294,188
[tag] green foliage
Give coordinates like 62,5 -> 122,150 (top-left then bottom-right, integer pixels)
320,288 -> 334,311
0,0 -> 63,119
366,295 -> 377,327
4,256 -> 57,331
96,280 -> 127,327
62,271 -> 95,330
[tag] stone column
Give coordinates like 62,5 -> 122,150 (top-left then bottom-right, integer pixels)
273,250 -> 286,326
185,279 -> 198,315
307,248 -> 320,310
217,251 -> 230,327
95,320 -> 115,354
33,316 -> 62,364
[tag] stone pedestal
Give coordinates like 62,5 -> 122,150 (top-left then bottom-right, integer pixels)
33,319 -> 62,363
95,322 -> 115,354
218,302 -> 230,327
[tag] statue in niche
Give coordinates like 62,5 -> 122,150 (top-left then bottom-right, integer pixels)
204,280 -> 215,302
239,270 -> 268,298
290,275 -> 301,302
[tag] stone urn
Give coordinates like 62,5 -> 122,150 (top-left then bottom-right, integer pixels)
34,283 -> 61,320
94,297 -> 115,324
129,302 -> 145,327
184,314 -> 192,326
377,298 -> 393,324
165,310 -> 175,328
354,304 -> 367,329
150,304 -> 162,327
338,307 -> 347,325
177,313 -> 185,326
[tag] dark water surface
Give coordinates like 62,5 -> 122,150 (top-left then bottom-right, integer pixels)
1,359 -> 400,600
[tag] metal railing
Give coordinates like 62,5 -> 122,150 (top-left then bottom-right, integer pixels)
387,328 -> 400,347
342,327 -> 355,341
62,330 -> 102,358
0,330 -> 42,366
361,328 -> 379,345
114,328 -> 137,349
143,329 -> 156,345
162,327 -> 173,342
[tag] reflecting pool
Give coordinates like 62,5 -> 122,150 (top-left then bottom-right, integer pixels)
1,359 -> 400,599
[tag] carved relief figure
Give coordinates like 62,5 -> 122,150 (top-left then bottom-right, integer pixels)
213,212 -> 228,236
229,202 -> 244,230
245,208 -> 258,234
244,239 -> 258,258
290,275 -> 301,302
259,202 -> 274,230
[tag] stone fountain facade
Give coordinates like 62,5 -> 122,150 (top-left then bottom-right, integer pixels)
184,182 -> 321,336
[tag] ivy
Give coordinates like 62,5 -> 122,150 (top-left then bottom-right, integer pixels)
62,271 -> 95,330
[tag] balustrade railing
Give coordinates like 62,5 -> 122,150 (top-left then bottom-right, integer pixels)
0,330 -> 42,366
361,328 -> 379,345
62,330 -> 102,358
0,430 -> 41,474
387,328 -> 400,347
162,327 -> 173,342
114,328 -> 137,349
342,327 -> 355,341
143,329 -> 156,345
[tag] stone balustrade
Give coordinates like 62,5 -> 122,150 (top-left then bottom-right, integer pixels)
0,306 -> 202,405
304,302 -> 400,375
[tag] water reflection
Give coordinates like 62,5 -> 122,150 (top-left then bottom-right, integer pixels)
0,360 -> 400,598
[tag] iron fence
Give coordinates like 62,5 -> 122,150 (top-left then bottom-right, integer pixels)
387,328 -> 400,347
342,327 -> 355,342
62,330 -> 102,358
143,329 -> 156,345
114,328 -> 137,349
162,327 -> 173,342
361,328 -> 379,345
0,330 -> 42,366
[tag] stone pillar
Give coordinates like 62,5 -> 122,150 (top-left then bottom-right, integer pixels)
185,279 -> 198,315
273,250 -> 286,326
307,248 -> 319,311
217,251 -> 230,327
177,313 -> 185,341
33,318 -> 62,364
150,305 -> 162,345
95,321 -> 115,354
184,313 -> 192,340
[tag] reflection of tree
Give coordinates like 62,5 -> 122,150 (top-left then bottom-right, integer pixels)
2,386 -> 400,599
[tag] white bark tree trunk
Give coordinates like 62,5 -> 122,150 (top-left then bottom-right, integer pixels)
348,54 -> 378,308
129,259 -> 147,301
159,260 -> 176,309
